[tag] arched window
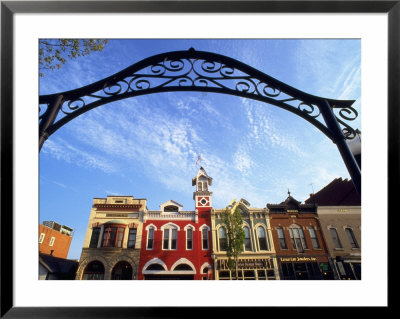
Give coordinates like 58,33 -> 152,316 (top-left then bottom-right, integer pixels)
174,264 -> 194,271
218,227 -> 227,251
289,225 -> 307,253
308,226 -> 320,249
111,261 -> 133,280
244,226 -> 252,251
345,228 -> 359,248
146,263 -> 164,271
102,224 -> 125,248
163,225 -> 178,250
186,227 -> 193,250
147,227 -> 155,249
201,226 -> 209,250
277,227 -> 287,249
83,261 -> 105,280
329,227 -> 342,249
257,226 -> 269,251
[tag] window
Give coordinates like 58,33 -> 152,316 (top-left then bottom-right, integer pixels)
198,182 -> 203,191
186,228 -> 193,250
102,225 -> 125,248
49,237 -> 55,246
244,226 -> 252,251
163,226 -> 178,250
257,226 -> 269,250
329,228 -> 343,249
39,233 -> 45,244
289,226 -> 307,253
127,228 -> 137,248
308,226 -> 320,249
202,228 -> 209,250
219,227 -> 227,251
89,227 -> 101,248
277,227 -> 287,249
345,228 -> 359,248
147,227 -> 154,249
83,261 -> 105,280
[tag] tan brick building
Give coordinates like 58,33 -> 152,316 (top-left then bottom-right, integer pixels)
305,178 -> 361,280
75,196 -> 145,280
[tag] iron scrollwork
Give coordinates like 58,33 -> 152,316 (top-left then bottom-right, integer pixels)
39,48 -> 359,142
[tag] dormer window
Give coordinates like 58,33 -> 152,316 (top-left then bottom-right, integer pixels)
164,205 -> 179,212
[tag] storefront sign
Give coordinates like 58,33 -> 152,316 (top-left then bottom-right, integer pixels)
280,257 -> 317,262
218,259 -> 267,270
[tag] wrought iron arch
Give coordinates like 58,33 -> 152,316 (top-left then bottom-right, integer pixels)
39,48 -> 360,194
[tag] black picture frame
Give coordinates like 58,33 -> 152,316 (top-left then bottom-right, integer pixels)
1,1 -> 395,317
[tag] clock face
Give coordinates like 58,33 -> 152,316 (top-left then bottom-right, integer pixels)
197,196 -> 210,207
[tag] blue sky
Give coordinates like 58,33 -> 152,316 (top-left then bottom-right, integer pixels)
39,39 -> 361,260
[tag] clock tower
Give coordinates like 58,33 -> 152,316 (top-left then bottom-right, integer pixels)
192,166 -> 213,210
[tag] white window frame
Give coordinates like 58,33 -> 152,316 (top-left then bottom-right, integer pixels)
200,225 -> 210,250
162,226 -> 179,250
217,225 -> 227,251
49,236 -> 55,247
146,227 -> 155,250
39,233 -> 45,244
184,225 -> 195,250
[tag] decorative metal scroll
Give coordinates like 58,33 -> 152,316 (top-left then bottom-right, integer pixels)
39,48 -> 359,141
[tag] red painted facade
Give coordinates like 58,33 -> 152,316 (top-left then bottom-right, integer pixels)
137,167 -> 214,280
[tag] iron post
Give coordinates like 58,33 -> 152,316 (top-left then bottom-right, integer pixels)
39,94 -> 64,151
320,100 -> 361,195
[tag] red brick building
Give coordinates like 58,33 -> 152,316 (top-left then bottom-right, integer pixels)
267,192 -> 334,279
137,167 -> 213,280
39,222 -> 73,259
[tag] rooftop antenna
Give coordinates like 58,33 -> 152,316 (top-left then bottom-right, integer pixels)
309,183 -> 315,194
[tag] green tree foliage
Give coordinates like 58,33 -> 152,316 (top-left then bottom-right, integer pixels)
220,200 -> 245,279
39,39 -> 109,77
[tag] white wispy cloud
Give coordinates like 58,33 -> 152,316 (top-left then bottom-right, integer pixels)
42,138 -> 117,173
